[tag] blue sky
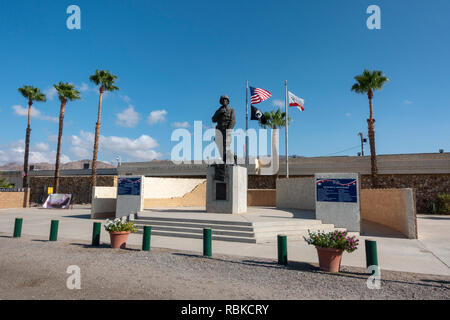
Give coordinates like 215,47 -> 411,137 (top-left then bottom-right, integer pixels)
0,0 -> 449,164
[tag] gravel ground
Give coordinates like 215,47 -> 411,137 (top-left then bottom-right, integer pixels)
0,235 -> 448,300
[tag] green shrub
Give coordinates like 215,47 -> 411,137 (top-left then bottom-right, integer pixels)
0,178 -> 13,189
436,194 -> 450,214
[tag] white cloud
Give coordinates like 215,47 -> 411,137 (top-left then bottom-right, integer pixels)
172,121 -> 190,128
273,99 -> 284,108
120,95 -> 131,103
35,142 -> 50,152
147,110 -> 167,125
70,146 -> 90,159
404,100 -> 413,105
48,135 -> 58,143
116,105 -> 139,128
0,140 -> 71,165
69,131 -> 161,161
78,82 -> 90,92
12,105 -> 58,123
345,113 -> 351,117
44,87 -> 58,100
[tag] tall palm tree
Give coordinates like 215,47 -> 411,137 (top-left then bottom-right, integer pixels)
53,82 -> 81,193
89,70 -> 119,188
18,86 -> 46,188
351,69 -> 389,188
259,109 -> 292,176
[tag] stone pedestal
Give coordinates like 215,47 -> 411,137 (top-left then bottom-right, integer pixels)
206,165 -> 247,214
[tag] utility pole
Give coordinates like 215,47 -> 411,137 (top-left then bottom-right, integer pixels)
358,132 -> 367,156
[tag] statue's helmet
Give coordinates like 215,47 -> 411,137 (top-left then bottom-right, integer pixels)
220,94 -> 230,104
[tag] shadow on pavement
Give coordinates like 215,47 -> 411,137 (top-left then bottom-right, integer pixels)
69,242 -> 140,252
61,214 -> 92,219
419,216 -> 450,220
171,252 -> 319,272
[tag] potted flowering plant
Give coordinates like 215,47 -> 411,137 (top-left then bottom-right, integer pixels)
104,218 -> 137,249
304,230 -> 359,273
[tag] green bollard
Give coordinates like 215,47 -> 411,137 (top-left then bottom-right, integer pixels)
142,226 -> 152,251
203,228 -> 212,257
365,239 -> 379,274
92,222 -> 101,246
49,220 -> 59,241
277,235 -> 288,265
13,218 -> 23,238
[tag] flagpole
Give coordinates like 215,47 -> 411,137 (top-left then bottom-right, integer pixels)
285,80 -> 289,178
245,80 -> 249,170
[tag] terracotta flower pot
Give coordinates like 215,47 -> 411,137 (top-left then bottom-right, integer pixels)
109,231 -> 130,249
315,246 -> 343,273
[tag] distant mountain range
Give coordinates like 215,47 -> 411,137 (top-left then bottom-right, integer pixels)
0,160 -> 116,171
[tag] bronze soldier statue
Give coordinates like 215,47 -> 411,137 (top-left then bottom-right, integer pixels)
212,94 -> 236,164
212,95 -> 236,181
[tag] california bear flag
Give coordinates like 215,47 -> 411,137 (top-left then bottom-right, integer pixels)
288,91 -> 305,111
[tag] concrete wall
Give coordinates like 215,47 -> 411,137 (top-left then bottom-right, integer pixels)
144,177 -> 205,199
248,189 -> 276,206
361,188 -> 418,239
0,188 -> 30,209
91,187 -> 117,219
144,182 -> 206,208
361,174 -> 450,213
276,177 -> 315,210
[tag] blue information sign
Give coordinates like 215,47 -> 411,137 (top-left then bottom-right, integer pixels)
316,178 -> 358,203
118,178 -> 141,196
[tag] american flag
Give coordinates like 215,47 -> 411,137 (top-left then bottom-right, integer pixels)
250,86 -> 272,104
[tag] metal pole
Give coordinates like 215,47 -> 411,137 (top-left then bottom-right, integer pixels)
359,132 -> 365,156
365,239 -> 378,269
13,218 -> 23,238
285,80 -> 289,178
142,226 -> 151,251
49,220 -> 59,241
277,235 -> 288,265
92,222 -> 101,246
245,80 -> 249,169
203,228 -> 212,257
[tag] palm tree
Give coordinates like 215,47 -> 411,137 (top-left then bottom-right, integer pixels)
53,82 -> 81,193
259,109 -> 292,176
351,69 -> 389,188
89,70 -> 119,188
18,86 -> 46,188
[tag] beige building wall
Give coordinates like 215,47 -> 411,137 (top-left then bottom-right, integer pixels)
361,188 -> 417,239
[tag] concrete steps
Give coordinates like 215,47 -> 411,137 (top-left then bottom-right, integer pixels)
134,211 -> 345,243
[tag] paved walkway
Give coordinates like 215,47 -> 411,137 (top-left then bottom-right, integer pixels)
0,207 -> 449,276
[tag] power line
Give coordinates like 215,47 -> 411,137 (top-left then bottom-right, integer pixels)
320,144 -> 361,157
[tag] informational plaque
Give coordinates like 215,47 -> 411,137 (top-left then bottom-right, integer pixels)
215,182 -> 227,201
316,178 -> 358,203
118,177 -> 141,196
